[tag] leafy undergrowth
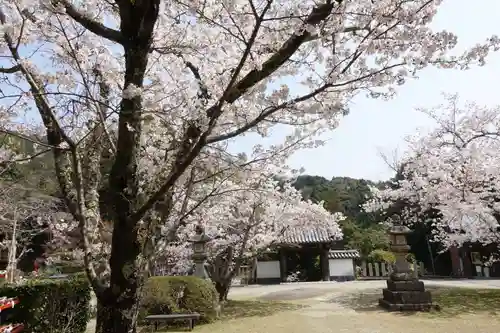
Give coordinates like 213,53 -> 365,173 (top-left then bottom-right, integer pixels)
336,286 -> 500,317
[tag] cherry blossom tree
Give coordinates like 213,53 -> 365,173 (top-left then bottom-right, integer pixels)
0,0 -> 498,331
365,94 -> 500,252
157,173 -> 343,301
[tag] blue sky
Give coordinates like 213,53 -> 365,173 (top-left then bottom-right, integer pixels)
231,0 -> 500,182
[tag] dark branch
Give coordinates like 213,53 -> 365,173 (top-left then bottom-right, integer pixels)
207,82 -> 332,144
151,47 -> 211,101
0,65 -> 21,73
185,60 -> 210,100
54,0 -> 124,44
223,1 -> 337,104
208,62 -> 404,144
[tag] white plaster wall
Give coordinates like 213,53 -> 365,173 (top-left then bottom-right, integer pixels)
328,259 -> 354,277
256,261 -> 280,278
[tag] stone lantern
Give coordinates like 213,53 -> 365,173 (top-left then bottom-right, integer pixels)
379,215 -> 432,311
189,224 -> 211,279
388,223 -> 413,281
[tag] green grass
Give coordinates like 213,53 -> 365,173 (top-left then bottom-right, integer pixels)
337,286 -> 500,317
220,299 -> 304,320
431,287 -> 500,316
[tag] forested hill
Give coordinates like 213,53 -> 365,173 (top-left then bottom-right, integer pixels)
292,175 -> 391,256
292,175 -> 386,223
0,134 -> 58,196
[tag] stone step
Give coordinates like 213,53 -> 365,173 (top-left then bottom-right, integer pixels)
379,298 -> 432,311
382,288 -> 432,304
386,280 -> 425,292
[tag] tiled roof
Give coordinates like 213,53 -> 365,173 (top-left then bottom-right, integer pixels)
328,250 -> 360,260
281,228 -> 336,244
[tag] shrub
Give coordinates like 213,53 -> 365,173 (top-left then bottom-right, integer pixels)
140,276 -> 218,324
406,252 -> 416,263
0,275 -> 91,333
367,249 -> 396,264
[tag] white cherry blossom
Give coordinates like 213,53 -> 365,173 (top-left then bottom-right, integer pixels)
365,94 -> 500,250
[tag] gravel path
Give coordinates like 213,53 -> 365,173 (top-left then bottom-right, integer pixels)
229,279 -> 500,300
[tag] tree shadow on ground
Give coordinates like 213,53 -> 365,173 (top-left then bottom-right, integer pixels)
332,286 -> 500,318
220,299 -> 305,320
333,289 -> 383,313
145,300 -> 304,332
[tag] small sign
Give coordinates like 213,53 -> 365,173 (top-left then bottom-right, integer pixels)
194,243 -> 204,253
471,252 -> 482,264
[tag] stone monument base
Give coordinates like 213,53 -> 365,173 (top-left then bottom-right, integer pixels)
379,280 -> 432,312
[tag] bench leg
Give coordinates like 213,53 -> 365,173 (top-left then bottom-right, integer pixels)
188,319 -> 193,331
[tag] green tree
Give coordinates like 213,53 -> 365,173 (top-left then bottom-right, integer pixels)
293,175 -> 389,257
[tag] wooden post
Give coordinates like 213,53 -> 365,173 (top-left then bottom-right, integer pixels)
279,249 -> 287,282
449,246 -> 461,277
419,262 -> 425,276
320,247 -> 330,281
461,247 -> 473,277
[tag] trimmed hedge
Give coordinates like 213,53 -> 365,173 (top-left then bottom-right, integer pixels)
140,276 -> 218,324
0,276 -> 91,333
367,249 -> 396,263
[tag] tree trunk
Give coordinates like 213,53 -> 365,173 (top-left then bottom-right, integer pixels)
93,214 -> 144,333
215,280 -> 231,302
7,212 -> 18,284
425,235 -> 436,275
94,299 -> 139,333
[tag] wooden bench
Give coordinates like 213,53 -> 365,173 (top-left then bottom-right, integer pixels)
145,313 -> 201,332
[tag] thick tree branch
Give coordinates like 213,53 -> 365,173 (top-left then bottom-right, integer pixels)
164,167 -> 197,242
53,0 -> 124,44
70,148 -> 107,297
131,122 -> 208,222
0,65 -> 21,73
207,82 -> 332,144
207,62 -> 404,144
0,128 -> 60,149
223,1 -> 338,104
207,0 -> 273,118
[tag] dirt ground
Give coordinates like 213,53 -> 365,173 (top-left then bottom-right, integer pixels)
193,281 -> 500,333
194,305 -> 500,333
87,280 -> 500,333
194,295 -> 500,333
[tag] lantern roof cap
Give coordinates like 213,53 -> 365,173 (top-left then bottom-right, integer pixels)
389,224 -> 411,235
189,224 -> 211,242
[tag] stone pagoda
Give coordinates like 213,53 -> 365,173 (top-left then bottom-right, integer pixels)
379,217 -> 432,311
189,224 -> 211,279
